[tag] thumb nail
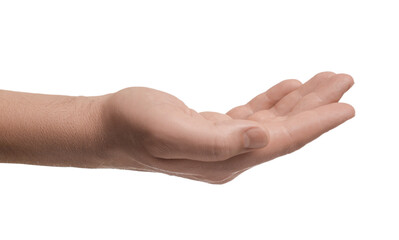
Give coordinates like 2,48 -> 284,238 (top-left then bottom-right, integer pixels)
243,127 -> 268,149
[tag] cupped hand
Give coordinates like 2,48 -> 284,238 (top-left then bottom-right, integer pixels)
101,72 -> 355,184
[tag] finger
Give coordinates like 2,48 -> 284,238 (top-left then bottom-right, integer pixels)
146,114 -> 269,162
272,71 -> 336,115
279,102 -> 355,154
247,109 -> 281,122
226,79 -> 302,119
199,111 -> 232,122
288,73 -> 354,116
247,79 -> 302,111
226,105 -> 254,119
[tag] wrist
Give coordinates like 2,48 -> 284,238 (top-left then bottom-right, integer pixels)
97,88 -> 151,170
73,94 -> 111,168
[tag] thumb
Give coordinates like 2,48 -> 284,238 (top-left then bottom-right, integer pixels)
152,117 -> 269,162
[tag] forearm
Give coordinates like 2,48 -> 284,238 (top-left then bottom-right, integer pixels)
0,89 -> 108,168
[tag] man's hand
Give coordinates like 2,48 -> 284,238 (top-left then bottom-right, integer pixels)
101,71 -> 355,184
0,72 -> 354,184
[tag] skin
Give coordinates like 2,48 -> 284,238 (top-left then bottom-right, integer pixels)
0,72 -> 355,184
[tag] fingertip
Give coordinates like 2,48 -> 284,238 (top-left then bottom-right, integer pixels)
334,73 -> 355,90
343,103 -> 356,119
282,79 -> 303,87
331,102 -> 355,122
317,71 -> 336,76
311,71 -> 336,81
292,79 -> 303,86
243,126 -> 269,149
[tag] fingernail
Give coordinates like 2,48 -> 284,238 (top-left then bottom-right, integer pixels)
243,127 -> 268,149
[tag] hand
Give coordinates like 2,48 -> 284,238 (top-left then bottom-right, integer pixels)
100,72 -> 355,184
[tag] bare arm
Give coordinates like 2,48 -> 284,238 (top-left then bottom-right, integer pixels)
0,90 -> 107,168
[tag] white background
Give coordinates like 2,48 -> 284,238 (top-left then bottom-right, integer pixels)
1,0 -> 398,239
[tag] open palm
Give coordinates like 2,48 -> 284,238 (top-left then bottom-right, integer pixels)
176,72 -> 354,183
105,72 -> 355,184
223,72 -> 354,180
